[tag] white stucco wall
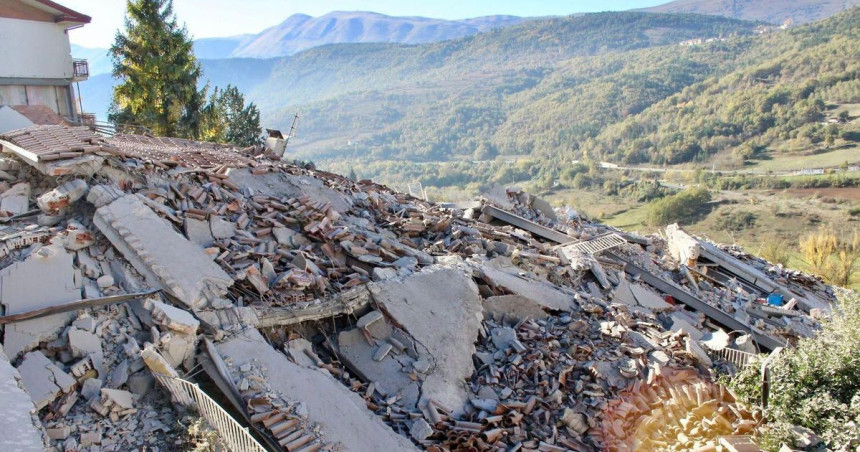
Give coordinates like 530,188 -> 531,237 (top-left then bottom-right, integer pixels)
0,18 -> 73,80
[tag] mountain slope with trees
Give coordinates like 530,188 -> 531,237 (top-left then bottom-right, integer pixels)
641,0 -> 860,25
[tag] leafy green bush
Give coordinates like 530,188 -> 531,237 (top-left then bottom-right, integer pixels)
730,292 -> 860,450
645,187 -> 712,226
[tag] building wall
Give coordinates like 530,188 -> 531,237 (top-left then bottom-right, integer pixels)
0,84 -> 72,116
0,17 -> 73,80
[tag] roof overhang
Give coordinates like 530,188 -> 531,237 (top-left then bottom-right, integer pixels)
20,0 -> 91,26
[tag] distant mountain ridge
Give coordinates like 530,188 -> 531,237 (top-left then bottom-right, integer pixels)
194,11 -> 525,59
641,0 -> 860,24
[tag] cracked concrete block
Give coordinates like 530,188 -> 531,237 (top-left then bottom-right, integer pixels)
285,339 -> 318,369
0,346 -> 48,451
484,295 -> 549,324
184,217 -> 214,248
0,182 -> 30,215
218,329 -> 418,451
272,227 -> 309,248
16,351 -> 75,410
630,283 -> 673,312
670,312 -> 704,341
479,258 -> 575,311
368,266 -> 483,415
337,328 -> 418,405
143,298 -> 199,335
68,327 -> 102,358
93,195 -> 233,309
36,179 -> 88,214
1,242 -> 82,359
101,388 -> 134,410
81,378 -> 102,401
62,221 -> 95,251
85,184 -> 124,208
209,216 -> 236,240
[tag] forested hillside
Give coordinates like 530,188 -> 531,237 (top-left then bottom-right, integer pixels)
641,0 -> 860,25
264,8 -> 860,191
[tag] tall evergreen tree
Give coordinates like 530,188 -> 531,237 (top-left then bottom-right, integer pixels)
109,0 -> 201,137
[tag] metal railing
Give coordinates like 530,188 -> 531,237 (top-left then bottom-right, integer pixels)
713,346 -> 757,369
564,233 -> 628,255
73,59 -> 89,80
153,373 -> 267,452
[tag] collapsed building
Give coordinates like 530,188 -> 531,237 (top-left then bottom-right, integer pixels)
0,124 -> 836,452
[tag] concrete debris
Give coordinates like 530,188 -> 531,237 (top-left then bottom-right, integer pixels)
0,182 -> 31,216
1,241 -> 82,359
94,194 -> 232,309
16,351 -> 76,410
218,329 -> 418,451
36,179 -> 88,214
0,124 -> 839,450
0,345 -> 49,451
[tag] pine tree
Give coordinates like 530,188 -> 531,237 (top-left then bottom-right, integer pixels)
109,0 -> 201,137
221,85 -> 262,147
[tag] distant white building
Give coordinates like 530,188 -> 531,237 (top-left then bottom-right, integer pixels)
0,0 -> 90,130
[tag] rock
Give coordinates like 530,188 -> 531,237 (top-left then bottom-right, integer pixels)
409,419 -> 433,441
127,373 -> 154,397
96,274 -> 115,289
81,378 -> 103,401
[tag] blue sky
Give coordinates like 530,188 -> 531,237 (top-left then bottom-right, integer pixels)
63,0 -> 668,48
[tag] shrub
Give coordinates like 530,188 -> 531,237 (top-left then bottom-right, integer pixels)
799,229 -> 860,286
645,187 -> 712,226
759,234 -> 790,267
730,292 -> 860,450
714,208 -> 757,231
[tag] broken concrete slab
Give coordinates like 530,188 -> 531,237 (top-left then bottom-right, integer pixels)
0,241 -> 82,359
0,182 -> 30,215
285,339 -> 318,369
209,216 -> 236,240
227,168 -> 354,213
68,327 -> 103,358
338,327 -> 419,405
478,258 -> 576,311
36,179 -> 88,214
0,345 -> 47,451
218,329 -> 418,451
670,312 -> 705,341
483,294 -> 549,324
93,194 -> 233,309
184,217 -> 214,248
368,265 -> 483,414
630,283 -> 673,312
16,350 -> 76,410
143,298 -> 199,335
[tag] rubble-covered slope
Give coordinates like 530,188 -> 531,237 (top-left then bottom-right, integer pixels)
0,125 -> 837,451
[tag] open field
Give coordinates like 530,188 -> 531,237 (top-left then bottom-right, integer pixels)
745,145 -> 860,173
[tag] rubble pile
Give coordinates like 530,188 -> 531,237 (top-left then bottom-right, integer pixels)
0,124 -> 839,451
